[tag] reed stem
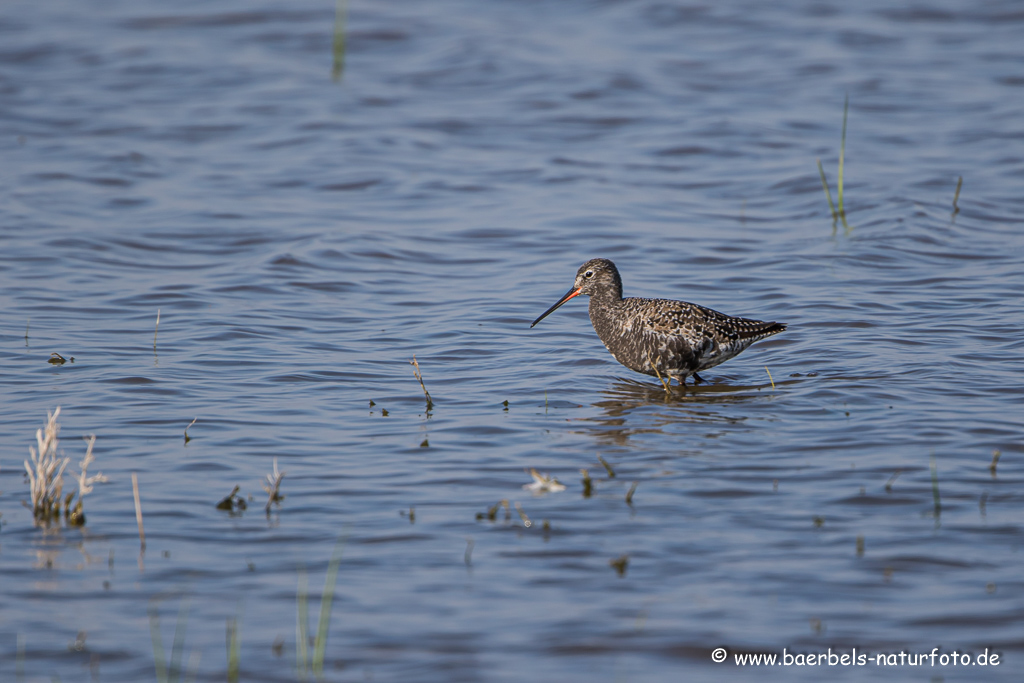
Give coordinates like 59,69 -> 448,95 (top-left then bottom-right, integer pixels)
133,473 -> 146,550
411,355 -> 433,412
838,94 -> 848,217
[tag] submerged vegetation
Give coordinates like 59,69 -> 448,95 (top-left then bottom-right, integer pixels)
149,597 -> 198,683
817,95 -> 851,232
989,449 -> 1000,477
216,485 -> 247,513
297,536 -> 346,680
146,537 -> 346,683
817,100 -> 965,231
213,460 -> 287,516
580,469 -> 593,498
144,557 -> 345,683
625,482 -> 638,506
597,455 -> 616,478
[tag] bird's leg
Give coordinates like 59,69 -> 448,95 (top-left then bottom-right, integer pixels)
692,373 -> 705,386
646,351 -> 671,395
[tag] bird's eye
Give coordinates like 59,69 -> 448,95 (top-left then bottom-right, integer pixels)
584,270 -> 594,279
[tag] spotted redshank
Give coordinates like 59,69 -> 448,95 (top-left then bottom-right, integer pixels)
531,258 -> 786,386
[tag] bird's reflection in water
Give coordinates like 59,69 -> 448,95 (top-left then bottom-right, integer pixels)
579,376 -> 776,447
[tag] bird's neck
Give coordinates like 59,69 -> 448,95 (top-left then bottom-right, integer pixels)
588,291 -> 626,349
591,280 -> 623,304
588,287 -> 623,318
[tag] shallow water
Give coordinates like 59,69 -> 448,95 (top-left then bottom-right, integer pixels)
2,0 -> 1024,681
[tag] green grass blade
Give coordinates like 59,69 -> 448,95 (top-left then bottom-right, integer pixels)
296,567 -> 309,679
149,603 -> 168,683
169,597 -> 191,683
313,535 -> 347,679
838,94 -> 848,216
331,0 -> 348,82
184,650 -> 202,683
226,617 -> 240,683
816,158 -> 836,220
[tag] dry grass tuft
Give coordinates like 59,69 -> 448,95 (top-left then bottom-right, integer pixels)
24,407 -> 105,526
263,457 -> 286,513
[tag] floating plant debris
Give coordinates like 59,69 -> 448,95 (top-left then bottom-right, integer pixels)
522,468 -> 566,494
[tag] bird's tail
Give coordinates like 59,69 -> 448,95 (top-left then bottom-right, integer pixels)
738,321 -> 787,341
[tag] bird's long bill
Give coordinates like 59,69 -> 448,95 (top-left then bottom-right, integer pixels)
530,286 -> 582,328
